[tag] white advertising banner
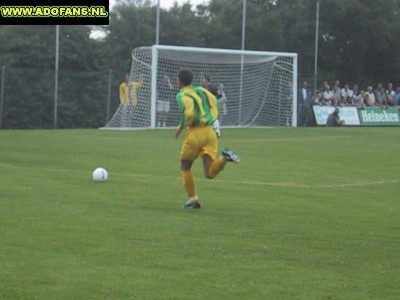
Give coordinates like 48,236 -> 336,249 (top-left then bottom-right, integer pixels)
313,106 -> 360,126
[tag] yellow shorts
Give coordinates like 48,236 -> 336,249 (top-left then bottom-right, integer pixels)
180,126 -> 218,161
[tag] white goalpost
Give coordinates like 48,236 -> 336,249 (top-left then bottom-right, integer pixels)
103,45 -> 298,129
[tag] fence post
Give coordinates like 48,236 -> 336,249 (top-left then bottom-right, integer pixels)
54,25 -> 60,129
0,66 -> 5,129
106,69 -> 112,122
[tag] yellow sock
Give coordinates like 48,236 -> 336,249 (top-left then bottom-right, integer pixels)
208,157 -> 226,178
181,170 -> 196,198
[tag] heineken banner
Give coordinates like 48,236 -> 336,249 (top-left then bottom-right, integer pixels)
358,107 -> 400,126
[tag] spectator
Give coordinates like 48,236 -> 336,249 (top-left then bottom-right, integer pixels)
394,86 -> 400,105
119,72 -> 143,127
355,90 -> 365,107
364,86 -> 376,106
386,83 -> 395,106
202,74 -> 218,97
217,83 -> 228,118
202,74 -> 221,136
297,80 -> 312,126
322,84 -> 335,106
374,83 -> 387,108
341,83 -> 354,105
332,80 -> 341,106
351,84 -> 360,105
156,74 -> 174,127
326,107 -> 344,126
315,85 -> 325,105
119,72 -> 143,107
215,83 -> 228,137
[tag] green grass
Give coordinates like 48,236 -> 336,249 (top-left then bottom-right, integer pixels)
0,128 -> 399,300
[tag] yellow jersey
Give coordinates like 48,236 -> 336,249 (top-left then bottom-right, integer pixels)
176,85 -> 220,128
119,79 -> 143,106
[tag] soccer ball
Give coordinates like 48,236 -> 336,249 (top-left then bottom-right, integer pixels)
92,167 -> 108,182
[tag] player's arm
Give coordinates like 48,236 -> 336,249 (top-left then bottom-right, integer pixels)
166,75 -> 174,90
175,124 -> 183,138
175,112 -> 187,138
132,74 -> 144,88
175,93 -> 186,138
220,92 -> 227,103
175,110 -> 186,138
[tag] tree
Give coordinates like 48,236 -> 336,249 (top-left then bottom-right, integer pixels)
317,0 -> 400,86
105,3 -> 156,72
0,25 -> 110,129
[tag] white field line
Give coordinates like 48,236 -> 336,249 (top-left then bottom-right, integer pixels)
234,135 -> 350,143
1,162 -> 398,189
210,178 -> 399,189
318,180 -> 399,188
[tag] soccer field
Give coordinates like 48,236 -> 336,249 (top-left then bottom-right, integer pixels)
0,128 -> 399,299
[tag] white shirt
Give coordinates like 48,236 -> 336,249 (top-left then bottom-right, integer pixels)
302,88 -> 307,101
341,88 -> 354,98
386,90 -> 395,97
323,90 -> 334,100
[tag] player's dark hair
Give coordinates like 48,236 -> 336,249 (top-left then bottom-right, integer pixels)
203,74 -> 211,82
178,69 -> 193,86
123,72 -> 129,82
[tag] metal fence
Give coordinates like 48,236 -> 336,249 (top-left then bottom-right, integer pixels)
0,66 -> 122,129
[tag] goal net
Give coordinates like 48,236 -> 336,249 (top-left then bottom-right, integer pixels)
103,45 -> 298,129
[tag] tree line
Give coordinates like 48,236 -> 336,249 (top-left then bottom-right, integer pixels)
0,0 -> 399,128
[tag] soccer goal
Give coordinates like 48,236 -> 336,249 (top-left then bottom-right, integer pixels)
103,45 -> 298,129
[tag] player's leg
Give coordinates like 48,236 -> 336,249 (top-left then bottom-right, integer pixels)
163,101 -> 170,127
203,149 -> 240,178
202,126 -> 229,179
121,104 -> 127,127
181,159 -> 201,209
127,104 -> 135,127
180,129 -> 201,208
181,159 -> 197,199
203,154 -> 226,179
160,111 -> 165,127
156,100 -> 162,127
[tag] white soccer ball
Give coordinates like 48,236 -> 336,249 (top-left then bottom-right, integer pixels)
92,167 -> 108,182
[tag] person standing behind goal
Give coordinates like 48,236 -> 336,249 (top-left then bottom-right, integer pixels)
119,72 -> 143,127
175,69 -> 240,209
202,74 -> 222,137
157,74 -> 174,127
217,82 -> 228,126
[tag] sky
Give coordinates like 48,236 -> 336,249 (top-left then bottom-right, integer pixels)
109,0 -> 209,10
91,0 -> 208,39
